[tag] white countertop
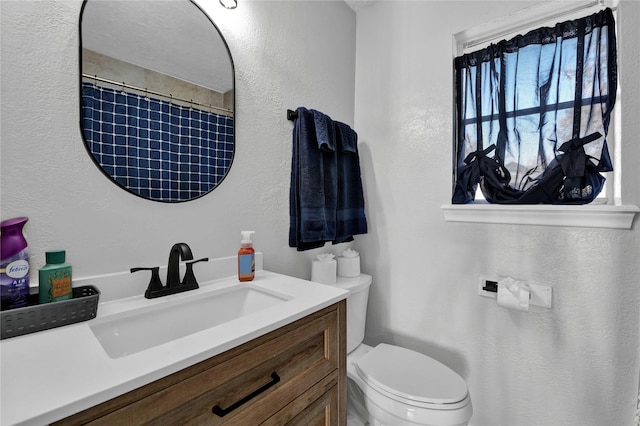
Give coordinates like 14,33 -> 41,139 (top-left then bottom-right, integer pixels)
0,268 -> 347,426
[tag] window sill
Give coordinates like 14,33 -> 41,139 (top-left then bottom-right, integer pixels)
442,203 -> 639,229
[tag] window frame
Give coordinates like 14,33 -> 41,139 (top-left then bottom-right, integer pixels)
443,0 -> 638,229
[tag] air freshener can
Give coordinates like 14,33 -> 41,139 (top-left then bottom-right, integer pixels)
1,217 -> 30,310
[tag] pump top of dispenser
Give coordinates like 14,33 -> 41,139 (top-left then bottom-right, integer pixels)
240,231 -> 255,248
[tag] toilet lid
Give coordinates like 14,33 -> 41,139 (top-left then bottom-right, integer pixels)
355,344 -> 468,405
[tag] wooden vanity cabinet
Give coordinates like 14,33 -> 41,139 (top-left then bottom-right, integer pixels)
54,301 -> 346,425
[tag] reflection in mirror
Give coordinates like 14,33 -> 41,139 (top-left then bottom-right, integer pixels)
80,0 -> 235,202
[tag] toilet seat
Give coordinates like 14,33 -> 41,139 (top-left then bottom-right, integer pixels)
355,343 -> 469,409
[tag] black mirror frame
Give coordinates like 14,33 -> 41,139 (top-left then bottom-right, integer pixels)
78,0 -> 236,203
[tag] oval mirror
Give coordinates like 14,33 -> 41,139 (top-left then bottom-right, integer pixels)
79,0 -> 235,202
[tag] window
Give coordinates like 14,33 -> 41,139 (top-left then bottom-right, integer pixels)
453,7 -> 616,205
443,0 -> 639,229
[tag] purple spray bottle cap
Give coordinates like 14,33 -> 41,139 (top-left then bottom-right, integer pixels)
1,217 -> 29,259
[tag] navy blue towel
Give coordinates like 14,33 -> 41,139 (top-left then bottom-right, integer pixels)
289,107 -> 368,251
334,120 -> 368,243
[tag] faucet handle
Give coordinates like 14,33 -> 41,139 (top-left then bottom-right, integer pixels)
131,266 -> 164,298
183,258 -> 209,288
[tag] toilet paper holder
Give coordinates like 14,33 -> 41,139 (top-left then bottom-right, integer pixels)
482,280 -> 499,293
479,278 -> 552,308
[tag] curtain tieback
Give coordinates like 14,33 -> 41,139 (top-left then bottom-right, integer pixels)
463,144 -> 511,191
464,144 -> 496,165
558,132 -> 602,178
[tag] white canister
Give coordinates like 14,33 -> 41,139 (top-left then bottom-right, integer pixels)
311,259 -> 337,284
337,254 -> 360,278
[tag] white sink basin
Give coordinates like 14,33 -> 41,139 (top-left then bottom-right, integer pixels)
90,283 -> 291,358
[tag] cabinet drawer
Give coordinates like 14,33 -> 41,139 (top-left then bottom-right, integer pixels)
264,373 -> 340,426
57,301 -> 346,426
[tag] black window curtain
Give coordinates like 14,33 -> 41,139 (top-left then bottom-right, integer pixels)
453,8 -> 617,204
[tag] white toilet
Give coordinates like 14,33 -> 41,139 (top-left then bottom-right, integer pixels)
331,274 -> 473,426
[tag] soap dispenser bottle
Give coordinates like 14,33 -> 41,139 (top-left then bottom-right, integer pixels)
238,231 -> 255,282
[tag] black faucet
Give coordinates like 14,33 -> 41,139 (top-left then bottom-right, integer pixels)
131,243 -> 209,299
167,243 -> 193,288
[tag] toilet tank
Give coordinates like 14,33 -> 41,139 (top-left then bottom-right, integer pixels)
333,274 -> 372,353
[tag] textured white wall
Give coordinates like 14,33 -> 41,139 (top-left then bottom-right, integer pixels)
0,0 -> 356,280
354,1 -> 640,425
2,1 -> 639,425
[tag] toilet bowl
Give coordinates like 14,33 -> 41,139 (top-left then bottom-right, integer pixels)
328,273 -> 473,426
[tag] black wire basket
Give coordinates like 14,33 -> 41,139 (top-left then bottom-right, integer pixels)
0,285 -> 100,340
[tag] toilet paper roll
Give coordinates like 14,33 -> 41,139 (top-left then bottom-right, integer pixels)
497,277 -> 530,311
337,256 -> 360,277
311,259 -> 337,284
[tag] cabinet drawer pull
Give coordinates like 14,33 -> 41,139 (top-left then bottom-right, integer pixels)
212,372 -> 281,417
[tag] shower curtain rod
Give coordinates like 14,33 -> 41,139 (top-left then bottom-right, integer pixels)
82,73 -> 233,115
463,0 -> 617,51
